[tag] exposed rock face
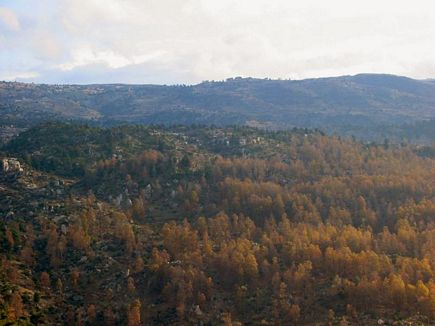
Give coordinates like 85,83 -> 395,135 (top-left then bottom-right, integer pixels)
1,158 -> 23,173
1,159 -> 9,172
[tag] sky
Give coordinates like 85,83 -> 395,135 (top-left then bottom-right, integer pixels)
1,0 -> 435,84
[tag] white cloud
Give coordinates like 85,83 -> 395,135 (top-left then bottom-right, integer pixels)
57,47 -> 168,71
58,48 -> 130,70
0,71 -> 39,80
31,32 -> 63,60
0,7 -> 20,31
2,0 -> 435,83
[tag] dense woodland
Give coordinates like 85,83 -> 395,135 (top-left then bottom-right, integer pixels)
0,123 -> 434,325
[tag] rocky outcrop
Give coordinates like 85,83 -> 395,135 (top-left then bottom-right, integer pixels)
1,158 -> 23,174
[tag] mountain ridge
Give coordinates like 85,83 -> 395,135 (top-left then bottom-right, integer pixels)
1,73 -> 434,142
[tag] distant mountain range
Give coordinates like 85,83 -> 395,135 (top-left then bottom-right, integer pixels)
1,74 -> 434,142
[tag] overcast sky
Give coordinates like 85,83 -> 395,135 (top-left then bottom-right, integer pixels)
1,0 -> 435,84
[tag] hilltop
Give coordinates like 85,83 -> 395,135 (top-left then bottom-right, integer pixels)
1,74 -> 435,143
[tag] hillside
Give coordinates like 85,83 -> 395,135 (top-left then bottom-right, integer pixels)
1,74 -> 435,142
1,123 -> 434,325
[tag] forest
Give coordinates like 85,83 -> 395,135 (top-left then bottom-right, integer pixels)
0,122 -> 434,325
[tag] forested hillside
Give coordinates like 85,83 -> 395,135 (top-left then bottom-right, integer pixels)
1,74 -> 435,143
1,123 -> 434,325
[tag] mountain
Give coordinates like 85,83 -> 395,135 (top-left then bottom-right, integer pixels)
1,74 -> 435,142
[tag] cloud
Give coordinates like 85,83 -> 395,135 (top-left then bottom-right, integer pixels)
0,7 -> 20,31
0,71 -> 38,80
17,61 -> 191,85
2,0 -> 435,83
30,32 -> 63,61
